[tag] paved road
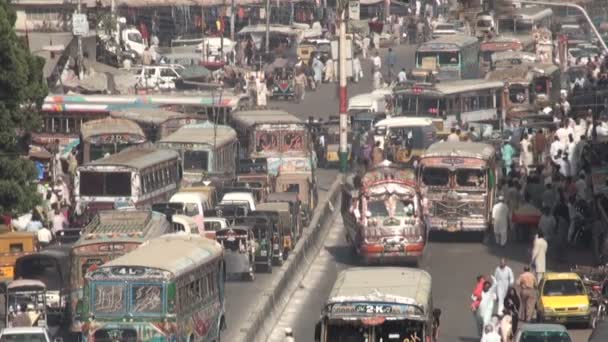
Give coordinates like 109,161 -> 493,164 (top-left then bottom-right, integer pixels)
223,42 -> 419,340
268,216 -> 593,341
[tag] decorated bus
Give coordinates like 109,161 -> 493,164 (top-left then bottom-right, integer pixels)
81,234 -> 225,342
418,141 -> 497,234
69,210 -> 172,334
317,267 -> 438,341
342,162 -> 426,265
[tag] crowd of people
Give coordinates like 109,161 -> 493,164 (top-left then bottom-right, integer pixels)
473,259 -> 542,342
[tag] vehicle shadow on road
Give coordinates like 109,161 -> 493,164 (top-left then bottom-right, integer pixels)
485,238 -> 595,272
458,337 -> 480,342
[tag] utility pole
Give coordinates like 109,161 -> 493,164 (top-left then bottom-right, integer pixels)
230,0 -> 236,42
338,6 -> 348,173
265,0 -> 271,54
76,0 -> 83,79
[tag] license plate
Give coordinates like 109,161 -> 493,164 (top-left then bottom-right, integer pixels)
385,244 -> 400,252
260,250 -> 267,257
273,243 -> 279,250
0,266 -> 13,278
447,225 -> 458,232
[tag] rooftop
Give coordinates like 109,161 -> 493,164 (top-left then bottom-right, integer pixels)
84,147 -> 179,170
159,122 -> 237,146
422,141 -> 496,160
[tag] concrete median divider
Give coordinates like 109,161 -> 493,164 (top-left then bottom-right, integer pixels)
234,175 -> 343,342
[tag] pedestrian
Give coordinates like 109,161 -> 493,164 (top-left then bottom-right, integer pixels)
284,328 -> 295,342
398,68 -> 407,84
142,47 -> 153,65
531,232 -> 548,282
446,127 -> 460,142
324,59 -> 335,83
371,141 -> 384,165
37,226 -> 52,248
501,141 -> 515,177
25,209 -> 43,232
477,279 -> 497,329
517,266 -> 537,322
352,53 -> 362,83
537,206 -> 556,243
492,196 -> 509,247
533,129 -> 546,165
471,275 -> 486,334
256,79 -> 268,108
51,207 -> 68,235
503,287 -> 520,334
500,313 -> 513,342
554,194 -> 570,263
372,51 -> 382,71
373,69 -> 384,90
362,35 -> 370,59
12,305 -> 32,327
247,76 -> 257,108
480,324 -> 501,342
494,258 -> 514,314
294,71 -> 307,102
519,133 -> 533,176
386,48 -> 396,80
312,56 -> 324,85
541,179 -> 557,211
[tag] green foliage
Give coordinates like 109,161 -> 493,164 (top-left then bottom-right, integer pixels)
0,0 -> 48,214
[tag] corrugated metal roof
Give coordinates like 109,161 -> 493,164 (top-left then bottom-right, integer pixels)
434,79 -> 504,94
85,147 -> 179,170
422,141 -> 496,160
110,108 -> 189,124
102,234 -> 222,277
74,210 -> 170,247
80,118 -> 145,141
231,110 -> 303,128
418,34 -> 478,49
158,122 -> 237,146
328,267 -> 432,309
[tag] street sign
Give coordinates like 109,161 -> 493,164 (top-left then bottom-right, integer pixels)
72,14 -> 89,36
349,0 -> 360,21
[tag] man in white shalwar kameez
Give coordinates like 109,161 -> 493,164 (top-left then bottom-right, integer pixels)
494,258 -> 514,315
477,277 -> 497,328
492,196 -> 509,246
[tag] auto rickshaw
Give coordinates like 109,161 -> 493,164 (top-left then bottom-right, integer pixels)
5,279 -> 47,327
266,192 -> 303,233
319,120 -> 353,167
270,67 -> 295,100
0,230 -> 38,282
250,221 -> 274,273
249,210 -> 286,264
216,225 -> 256,281
275,173 -> 318,225
256,202 -> 296,259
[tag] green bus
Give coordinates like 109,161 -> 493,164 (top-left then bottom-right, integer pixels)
81,234 -> 226,342
415,34 -> 480,81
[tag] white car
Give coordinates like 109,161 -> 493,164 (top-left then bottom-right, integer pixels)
0,327 -> 61,342
432,23 -> 457,38
134,65 -> 183,90
568,47 -> 590,65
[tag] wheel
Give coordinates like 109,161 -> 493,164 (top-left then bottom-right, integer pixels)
247,271 -> 255,281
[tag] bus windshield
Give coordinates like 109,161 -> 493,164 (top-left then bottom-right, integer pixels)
92,282 -> 164,316
422,168 -> 450,186
326,320 -> 424,342
79,172 -> 132,197
417,51 -> 460,65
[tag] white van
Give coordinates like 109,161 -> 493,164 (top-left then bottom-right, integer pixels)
169,192 -> 210,231
220,192 -> 257,211
135,65 -> 183,90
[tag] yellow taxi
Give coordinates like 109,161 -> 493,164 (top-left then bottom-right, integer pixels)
537,272 -> 592,326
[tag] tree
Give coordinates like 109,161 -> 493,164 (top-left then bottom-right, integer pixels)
0,0 -> 48,215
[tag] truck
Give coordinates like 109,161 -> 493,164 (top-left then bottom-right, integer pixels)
97,17 -> 146,67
